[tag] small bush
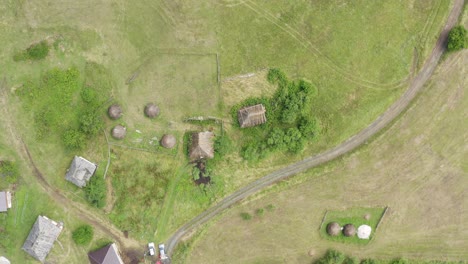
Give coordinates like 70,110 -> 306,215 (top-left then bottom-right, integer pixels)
266,204 -> 276,211
315,249 -> 345,264
214,134 -> 233,159
84,174 -> 106,208
62,129 -> 86,150
360,259 -> 377,264
255,208 -> 265,216
13,41 -> 49,61
390,259 -> 408,264
447,25 -> 467,52
0,161 -> 19,184
72,225 -> 93,245
240,212 -> 252,220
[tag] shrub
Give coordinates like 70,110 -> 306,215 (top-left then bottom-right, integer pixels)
360,259 -> 377,264
72,225 -> 93,245
315,249 -> 346,264
62,129 -> 86,150
240,212 -> 252,220
214,134 -> 232,158
266,204 -> 276,211
0,161 -> 19,184
255,208 -> 265,216
447,26 -> 467,52
79,110 -> 102,136
343,257 -> 359,264
13,41 -> 49,61
390,259 -> 408,264
84,174 -> 106,208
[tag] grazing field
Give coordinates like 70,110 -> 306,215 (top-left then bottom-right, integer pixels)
184,51 -> 468,263
0,0 -> 456,263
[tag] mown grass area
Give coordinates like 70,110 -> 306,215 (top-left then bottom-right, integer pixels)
319,208 -> 385,245
183,51 -> 468,263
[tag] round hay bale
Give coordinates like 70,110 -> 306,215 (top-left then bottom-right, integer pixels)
343,224 -> 356,237
364,213 -> 371,220
326,222 -> 341,236
357,225 -> 372,239
108,104 -> 122,120
144,103 -> 160,118
111,125 -> 126,139
160,134 -> 176,149
308,248 -> 316,257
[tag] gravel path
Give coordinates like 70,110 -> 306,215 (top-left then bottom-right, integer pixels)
165,0 -> 465,255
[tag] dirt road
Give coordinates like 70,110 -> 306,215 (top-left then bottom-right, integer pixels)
165,0 -> 465,255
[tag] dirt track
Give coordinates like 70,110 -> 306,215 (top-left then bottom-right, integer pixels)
165,0 -> 465,255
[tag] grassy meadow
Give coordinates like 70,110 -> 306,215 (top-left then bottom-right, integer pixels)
0,0 -> 457,263
184,50 -> 468,263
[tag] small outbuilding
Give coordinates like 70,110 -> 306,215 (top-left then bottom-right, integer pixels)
326,222 -> 341,236
65,156 -> 97,188
108,105 -> 122,120
237,104 -> 267,128
189,131 -> 214,161
343,224 -> 356,237
0,191 -> 12,212
357,225 -> 372,239
0,256 -> 10,264
160,134 -> 176,149
88,243 -> 124,264
144,103 -> 160,118
22,215 -> 63,262
111,125 -> 127,140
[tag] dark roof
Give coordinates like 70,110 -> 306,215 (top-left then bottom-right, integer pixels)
189,132 -> 214,161
88,243 -> 124,264
22,215 -> 63,262
65,156 -> 97,188
237,104 -> 267,128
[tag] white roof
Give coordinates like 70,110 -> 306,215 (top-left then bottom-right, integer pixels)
357,225 -> 372,239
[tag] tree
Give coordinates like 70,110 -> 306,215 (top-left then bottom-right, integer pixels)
79,110 -> 102,136
266,128 -> 286,150
447,26 -> 467,52
284,127 -> 303,153
299,116 -> 319,139
72,225 -> 93,245
62,129 -> 86,150
84,174 -> 106,208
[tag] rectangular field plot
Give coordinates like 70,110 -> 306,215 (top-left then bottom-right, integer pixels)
320,207 -> 386,245
107,53 -> 219,152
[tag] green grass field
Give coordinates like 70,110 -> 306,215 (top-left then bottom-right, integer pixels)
184,50 -> 468,263
0,0 -> 457,263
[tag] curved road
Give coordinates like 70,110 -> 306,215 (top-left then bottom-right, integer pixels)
166,0 -> 464,255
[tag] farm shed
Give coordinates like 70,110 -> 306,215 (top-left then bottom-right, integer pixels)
65,156 -> 98,188
88,243 -> 124,264
0,191 -> 12,212
108,104 -> 122,120
237,104 -> 267,128
189,131 -> 214,161
22,215 -> 63,262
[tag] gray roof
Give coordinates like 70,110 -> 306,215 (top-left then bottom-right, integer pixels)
0,191 -> 11,212
189,132 -> 214,161
238,104 -> 267,128
22,215 -> 63,262
65,156 -> 97,188
88,243 -> 124,264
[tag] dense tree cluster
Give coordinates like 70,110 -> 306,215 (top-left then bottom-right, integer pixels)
233,68 -> 320,161
84,173 -> 106,208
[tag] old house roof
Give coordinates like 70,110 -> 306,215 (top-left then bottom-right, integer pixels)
22,215 -> 63,262
0,191 -> 11,212
189,131 -> 214,161
88,243 -> 124,264
65,156 -> 97,188
237,104 -> 267,128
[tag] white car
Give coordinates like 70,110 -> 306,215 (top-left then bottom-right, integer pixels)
158,244 -> 167,259
148,242 -> 156,256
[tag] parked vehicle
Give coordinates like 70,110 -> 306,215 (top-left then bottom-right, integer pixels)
148,242 -> 156,256
158,244 -> 167,259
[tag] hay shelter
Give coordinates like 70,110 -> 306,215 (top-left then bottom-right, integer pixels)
326,222 -> 341,236
343,224 -> 356,237
108,104 -> 122,120
160,134 -> 176,149
144,103 -> 160,118
65,156 -> 97,188
112,125 -> 126,139
22,215 -> 63,262
88,243 -> 124,264
237,104 -> 267,128
189,131 -> 214,161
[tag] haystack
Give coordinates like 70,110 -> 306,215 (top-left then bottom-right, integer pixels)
108,105 -> 122,120
144,103 -> 160,118
160,134 -> 176,149
112,125 -> 126,139
343,224 -> 356,237
326,222 -> 341,236
357,225 -> 372,239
